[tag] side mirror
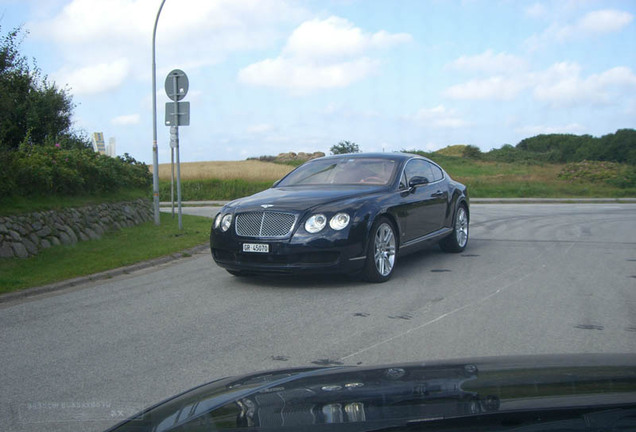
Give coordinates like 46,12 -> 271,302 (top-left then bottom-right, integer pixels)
408,176 -> 429,189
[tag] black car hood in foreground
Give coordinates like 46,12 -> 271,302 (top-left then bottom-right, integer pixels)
226,186 -> 385,212
106,354 -> 636,432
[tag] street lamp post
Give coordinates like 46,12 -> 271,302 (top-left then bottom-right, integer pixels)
151,0 -> 167,225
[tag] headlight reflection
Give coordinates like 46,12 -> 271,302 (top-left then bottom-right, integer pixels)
329,213 -> 350,230
220,214 -> 232,232
305,213 -> 350,233
305,214 -> 327,233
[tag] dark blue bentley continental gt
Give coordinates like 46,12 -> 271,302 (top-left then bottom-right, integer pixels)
210,153 -> 468,282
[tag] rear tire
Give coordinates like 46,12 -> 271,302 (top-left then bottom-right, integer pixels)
362,217 -> 398,283
440,204 -> 469,253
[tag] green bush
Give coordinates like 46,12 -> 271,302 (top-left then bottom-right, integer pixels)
462,145 -> 482,159
558,161 -> 636,189
1,143 -> 151,199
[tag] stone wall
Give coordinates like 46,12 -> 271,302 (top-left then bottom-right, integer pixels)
0,199 -> 153,259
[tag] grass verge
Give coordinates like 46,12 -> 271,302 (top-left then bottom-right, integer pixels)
0,212 -> 211,294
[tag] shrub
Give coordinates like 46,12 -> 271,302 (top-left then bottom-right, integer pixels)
462,145 -> 482,159
558,161 -> 636,188
1,143 -> 151,199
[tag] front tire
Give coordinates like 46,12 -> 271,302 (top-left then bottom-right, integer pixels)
362,217 -> 398,283
440,204 -> 469,253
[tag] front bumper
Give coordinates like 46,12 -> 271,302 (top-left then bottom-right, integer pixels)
210,226 -> 367,275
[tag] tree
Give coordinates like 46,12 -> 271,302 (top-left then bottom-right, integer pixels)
0,26 -> 76,151
330,141 -> 360,155
462,145 -> 482,159
513,130 -> 636,164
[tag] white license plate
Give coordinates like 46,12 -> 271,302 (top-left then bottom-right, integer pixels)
242,243 -> 269,253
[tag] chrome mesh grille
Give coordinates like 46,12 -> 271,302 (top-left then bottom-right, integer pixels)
235,212 -> 296,238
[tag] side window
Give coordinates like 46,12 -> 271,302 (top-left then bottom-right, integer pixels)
404,160 -> 434,185
430,163 -> 444,182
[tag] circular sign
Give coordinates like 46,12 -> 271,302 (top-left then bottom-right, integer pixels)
165,69 -> 189,101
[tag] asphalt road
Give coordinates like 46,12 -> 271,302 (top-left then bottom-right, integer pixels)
1,204 -> 635,431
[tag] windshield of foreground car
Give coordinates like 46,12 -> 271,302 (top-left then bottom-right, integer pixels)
277,158 -> 398,186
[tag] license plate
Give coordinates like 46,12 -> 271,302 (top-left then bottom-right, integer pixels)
242,243 -> 269,253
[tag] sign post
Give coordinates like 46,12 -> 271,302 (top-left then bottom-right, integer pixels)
170,126 -> 176,218
165,69 -> 190,230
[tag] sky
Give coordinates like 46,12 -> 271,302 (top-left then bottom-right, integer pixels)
0,0 -> 635,163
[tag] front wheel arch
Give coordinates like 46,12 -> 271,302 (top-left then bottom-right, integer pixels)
370,211 -> 401,244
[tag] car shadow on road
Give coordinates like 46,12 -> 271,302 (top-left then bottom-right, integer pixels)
229,272 -> 367,290
224,243 -> 477,289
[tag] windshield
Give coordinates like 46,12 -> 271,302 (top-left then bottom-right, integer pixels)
277,158 -> 398,186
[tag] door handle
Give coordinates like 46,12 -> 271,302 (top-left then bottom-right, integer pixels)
432,190 -> 446,198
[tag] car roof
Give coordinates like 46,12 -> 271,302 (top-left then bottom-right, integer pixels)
312,152 -> 427,163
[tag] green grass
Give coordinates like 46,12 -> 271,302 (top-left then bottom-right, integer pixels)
464,180 -> 636,198
0,188 -> 150,217
0,212 -> 212,294
159,178 -> 273,201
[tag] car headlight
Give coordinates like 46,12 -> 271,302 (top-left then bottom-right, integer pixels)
305,214 -> 327,233
329,213 -> 350,230
220,214 -> 232,232
214,213 -> 222,229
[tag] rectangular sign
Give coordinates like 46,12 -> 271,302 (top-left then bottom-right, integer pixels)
242,243 -> 269,253
165,101 -> 190,126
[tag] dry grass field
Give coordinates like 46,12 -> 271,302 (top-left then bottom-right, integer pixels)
153,160 -> 294,181
148,156 -> 634,200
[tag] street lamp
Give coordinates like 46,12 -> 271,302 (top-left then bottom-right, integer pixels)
151,0 -> 167,225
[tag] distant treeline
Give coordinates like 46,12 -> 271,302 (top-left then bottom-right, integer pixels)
464,129 -> 636,165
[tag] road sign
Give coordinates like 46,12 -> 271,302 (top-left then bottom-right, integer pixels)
165,101 -> 190,126
163,69 -> 189,231
165,69 -> 189,101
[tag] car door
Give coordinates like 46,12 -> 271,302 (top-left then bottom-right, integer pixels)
398,159 -> 448,243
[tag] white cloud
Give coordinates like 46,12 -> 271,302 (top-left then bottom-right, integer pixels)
533,63 -> 636,107
111,114 -> 141,126
447,50 -> 528,75
526,9 -> 633,50
53,58 -> 130,95
578,9 -> 634,35
444,60 -> 636,107
282,16 -> 411,61
239,57 -> 380,93
409,105 -> 468,129
238,16 -> 412,93
445,76 -> 529,101
28,0 -> 307,93
32,0 -> 148,44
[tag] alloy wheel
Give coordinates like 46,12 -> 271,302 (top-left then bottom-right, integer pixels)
456,207 -> 468,248
374,223 -> 396,277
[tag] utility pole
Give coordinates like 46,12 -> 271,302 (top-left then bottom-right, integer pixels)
151,0 -> 167,225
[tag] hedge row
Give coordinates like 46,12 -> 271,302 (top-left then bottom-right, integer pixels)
0,143 -> 151,198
